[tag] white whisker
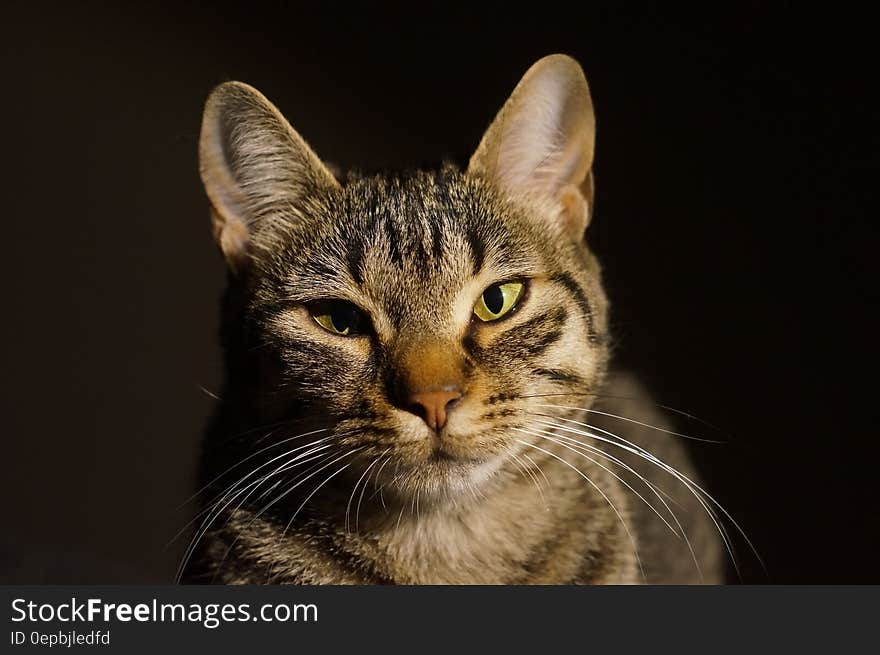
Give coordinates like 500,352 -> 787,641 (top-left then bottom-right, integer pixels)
516,438 -> 646,581
519,424 -> 703,580
175,427 -> 330,511
534,403 -> 723,443
357,450 -> 391,529
345,453 -> 383,533
529,412 -> 763,577
522,452 -> 553,491
175,439 -> 339,582
517,427 -> 679,537
507,448 -> 549,510
279,452 -> 364,542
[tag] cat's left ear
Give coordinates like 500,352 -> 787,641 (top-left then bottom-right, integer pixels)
468,54 -> 595,238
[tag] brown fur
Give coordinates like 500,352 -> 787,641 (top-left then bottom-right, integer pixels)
183,55 -> 723,585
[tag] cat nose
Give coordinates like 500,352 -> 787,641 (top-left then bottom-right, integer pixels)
406,387 -> 462,431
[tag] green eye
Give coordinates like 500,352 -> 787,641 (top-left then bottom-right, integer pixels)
311,301 -> 364,336
474,281 -> 524,322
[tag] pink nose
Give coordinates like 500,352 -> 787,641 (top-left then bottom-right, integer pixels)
407,388 -> 462,430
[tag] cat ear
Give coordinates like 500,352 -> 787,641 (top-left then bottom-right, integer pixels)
468,54 -> 596,238
199,81 -> 338,271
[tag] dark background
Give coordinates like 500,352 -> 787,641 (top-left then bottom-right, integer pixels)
1,2 -> 876,583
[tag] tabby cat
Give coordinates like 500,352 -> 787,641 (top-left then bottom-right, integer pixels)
182,55 -> 724,584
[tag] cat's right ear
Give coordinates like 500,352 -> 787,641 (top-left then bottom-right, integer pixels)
199,82 -> 338,272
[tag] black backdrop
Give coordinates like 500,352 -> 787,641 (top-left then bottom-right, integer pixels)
1,2 -> 876,583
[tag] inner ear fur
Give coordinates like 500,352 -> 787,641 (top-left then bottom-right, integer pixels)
468,54 -> 596,238
199,81 -> 338,271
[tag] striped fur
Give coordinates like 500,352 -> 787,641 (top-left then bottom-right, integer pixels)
185,56 -> 722,584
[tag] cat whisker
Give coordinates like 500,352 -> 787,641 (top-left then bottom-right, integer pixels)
193,436 -> 340,523
506,448 -> 549,510
530,425 -> 683,520
374,462 -> 413,502
214,446 -> 365,585
203,414 -> 337,452
515,438 -> 646,582
250,447 -> 341,504
279,449 -> 365,542
345,453 -> 385,533
196,384 -> 221,401
506,448 -> 536,486
522,452 -> 553,491
170,437 -> 337,555
176,439 -> 342,582
515,426 -> 680,538
528,413 -> 764,578
395,502 -> 407,531
207,449 -> 351,583
519,423 -> 703,580
175,427 -> 331,511
369,455 -> 393,509
250,447 -> 361,535
551,432 -> 701,575
533,403 -> 724,444
517,392 -> 731,441
356,450 -> 391,530
542,416 -> 747,557
261,450 -> 364,584
530,417 -> 735,563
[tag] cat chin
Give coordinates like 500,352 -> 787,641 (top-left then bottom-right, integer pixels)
378,452 -> 506,504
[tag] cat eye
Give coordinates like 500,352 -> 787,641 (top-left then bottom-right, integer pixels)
310,301 -> 366,336
473,281 -> 525,322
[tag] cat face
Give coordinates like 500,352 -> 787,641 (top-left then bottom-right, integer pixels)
200,55 -> 609,502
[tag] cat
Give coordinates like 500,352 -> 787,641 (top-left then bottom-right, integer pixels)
181,54 -> 724,584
